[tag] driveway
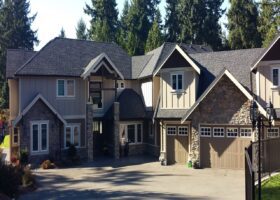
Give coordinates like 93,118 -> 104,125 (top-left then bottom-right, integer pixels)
20,156 -> 245,200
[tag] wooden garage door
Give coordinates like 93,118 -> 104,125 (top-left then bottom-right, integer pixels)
200,126 -> 252,170
166,126 -> 189,165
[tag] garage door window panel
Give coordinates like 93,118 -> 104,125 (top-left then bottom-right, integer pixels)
227,128 -> 238,138
240,128 -> 252,138
213,127 -> 224,137
178,126 -> 188,136
267,128 -> 279,138
200,127 -> 211,137
167,126 -> 176,136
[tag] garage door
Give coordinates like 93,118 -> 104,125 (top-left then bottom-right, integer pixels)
166,125 -> 189,165
200,126 -> 252,169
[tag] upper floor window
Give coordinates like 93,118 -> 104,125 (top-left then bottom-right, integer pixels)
89,82 -> 103,109
57,79 -> 75,97
267,127 -> 279,138
272,68 -> 280,87
116,80 -> 125,89
171,72 -> 183,91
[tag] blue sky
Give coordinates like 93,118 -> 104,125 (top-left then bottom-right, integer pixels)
30,0 -> 229,50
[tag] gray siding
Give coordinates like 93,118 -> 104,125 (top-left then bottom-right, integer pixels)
20,77 -> 86,116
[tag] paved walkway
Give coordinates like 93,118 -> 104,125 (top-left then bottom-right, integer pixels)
20,156 -> 245,200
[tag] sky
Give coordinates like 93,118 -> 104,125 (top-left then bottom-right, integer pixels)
29,0 -> 229,51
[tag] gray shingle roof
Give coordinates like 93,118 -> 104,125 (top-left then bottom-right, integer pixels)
189,48 -> 264,96
6,49 -> 36,78
131,55 -> 153,79
155,108 -> 188,119
105,89 -> 147,120
15,38 -> 132,78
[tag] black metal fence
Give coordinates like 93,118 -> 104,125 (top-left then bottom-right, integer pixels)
245,137 -> 280,200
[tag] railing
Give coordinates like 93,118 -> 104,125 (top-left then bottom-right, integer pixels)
245,137 -> 280,200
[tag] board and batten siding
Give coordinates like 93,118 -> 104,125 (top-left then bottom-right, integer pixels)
8,79 -> 19,121
257,61 -> 280,108
160,69 -> 197,109
19,77 -> 87,116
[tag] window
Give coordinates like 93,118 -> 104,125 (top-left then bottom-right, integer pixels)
200,127 -> 211,137
272,68 -> 280,86
167,126 -> 176,135
89,82 -> 103,109
13,128 -> 19,145
178,126 -> 188,136
213,127 -> 224,137
57,79 -> 75,97
267,128 -> 279,138
240,128 -> 252,138
124,123 -> 142,144
171,73 -> 183,91
65,124 -> 80,148
31,121 -> 49,154
226,128 -> 238,138
116,81 -> 125,89
93,121 -> 102,134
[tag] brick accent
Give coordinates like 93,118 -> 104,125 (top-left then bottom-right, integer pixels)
189,76 -> 252,163
86,103 -> 93,161
18,99 -> 63,164
113,102 -> 120,159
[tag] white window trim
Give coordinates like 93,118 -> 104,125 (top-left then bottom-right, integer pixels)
213,127 -> 225,138
167,126 -> 177,136
116,80 -> 125,90
125,123 -> 143,144
200,127 -> 212,137
170,72 -> 184,92
226,127 -> 238,138
64,123 -> 81,148
178,126 -> 188,136
30,120 -> 49,155
56,79 -> 76,97
271,67 -> 280,88
240,128 -> 253,138
267,127 -> 279,138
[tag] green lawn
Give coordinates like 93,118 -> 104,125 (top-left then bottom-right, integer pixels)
261,174 -> 280,200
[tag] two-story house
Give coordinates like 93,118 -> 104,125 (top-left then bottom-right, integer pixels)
6,34 -> 280,169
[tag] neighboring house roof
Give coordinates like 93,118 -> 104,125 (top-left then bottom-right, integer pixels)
189,48 -> 264,97
13,94 -> 66,126
14,37 -> 132,78
105,89 -> 147,120
155,108 -> 188,119
251,34 -> 280,72
81,53 -> 124,80
6,49 -> 36,78
181,69 -> 267,123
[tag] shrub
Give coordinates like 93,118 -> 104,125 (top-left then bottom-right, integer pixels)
40,160 -> 55,170
0,163 -> 21,198
22,166 -> 35,187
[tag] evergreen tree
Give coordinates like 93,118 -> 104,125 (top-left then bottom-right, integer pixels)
145,9 -> 163,52
227,0 -> 262,49
84,0 -> 118,42
165,0 -> 180,42
258,0 -> 280,47
0,0 -> 38,108
59,27 -> 66,38
0,81 -> 8,108
76,18 -> 88,40
116,0 -> 130,50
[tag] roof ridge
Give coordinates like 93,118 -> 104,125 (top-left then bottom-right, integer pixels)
151,42 -> 170,75
191,47 -> 264,55
7,49 -> 36,53
14,38 -> 58,75
135,54 -> 154,79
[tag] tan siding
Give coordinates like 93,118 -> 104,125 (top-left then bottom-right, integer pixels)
8,79 -> 19,121
152,76 -> 160,109
160,69 -> 197,109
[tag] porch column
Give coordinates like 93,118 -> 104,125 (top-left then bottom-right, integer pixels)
113,102 -> 120,159
87,102 -> 94,161
159,121 -> 167,165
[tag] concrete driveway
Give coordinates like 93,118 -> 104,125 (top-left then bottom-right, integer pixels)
20,156 -> 245,200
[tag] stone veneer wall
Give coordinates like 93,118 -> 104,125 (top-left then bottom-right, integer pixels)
19,100 -> 63,164
189,76 -> 251,163
86,103 -> 93,161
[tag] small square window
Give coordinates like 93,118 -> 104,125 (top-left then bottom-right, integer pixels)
167,126 -> 176,135
213,127 -> 224,137
227,128 -> 238,138
178,126 -> 188,136
200,127 -> 211,137
267,128 -> 279,138
171,73 -> 184,91
116,81 -> 125,89
57,79 -> 75,97
240,128 -> 252,138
